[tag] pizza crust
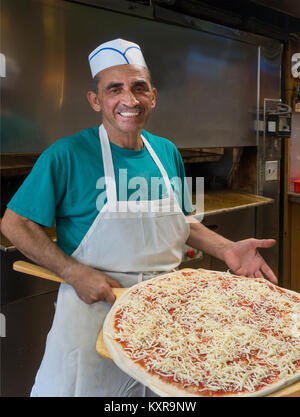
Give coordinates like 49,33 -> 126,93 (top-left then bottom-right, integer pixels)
103,269 -> 300,397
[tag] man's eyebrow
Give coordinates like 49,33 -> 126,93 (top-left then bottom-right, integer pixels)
132,80 -> 149,87
105,82 -> 123,91
104,79 -> 150,91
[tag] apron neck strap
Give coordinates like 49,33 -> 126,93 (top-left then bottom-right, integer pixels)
99,124 -> 175,203
141,135 -> 174,197
99,124 -> 117,204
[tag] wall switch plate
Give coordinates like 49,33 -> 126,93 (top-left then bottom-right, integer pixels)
265,160 -> 279,181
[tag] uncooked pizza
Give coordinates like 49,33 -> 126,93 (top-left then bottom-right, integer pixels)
103,269 -> 300,397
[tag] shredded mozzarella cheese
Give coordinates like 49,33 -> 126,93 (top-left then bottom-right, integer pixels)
110,270 -> 300,394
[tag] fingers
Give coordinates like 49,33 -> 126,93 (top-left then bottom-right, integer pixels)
101,271 -> 121,288
235,266 -> 257,278
235,267 -> 247,277
261,263 -> 278,284
236,264 -> 277,283
254,270 -> 264,278
234,266 -> 269,280
253,239 -> 276,249
106,276 -> 122,288
104,287 -> 116,306
102,275 -> 121,305
253,249 -> 278,284
237,266 -> 277,284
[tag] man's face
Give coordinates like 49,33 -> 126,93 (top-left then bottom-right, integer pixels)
89,65 -> 157,136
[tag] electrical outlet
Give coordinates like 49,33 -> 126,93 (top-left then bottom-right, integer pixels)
265,160 -> 278,181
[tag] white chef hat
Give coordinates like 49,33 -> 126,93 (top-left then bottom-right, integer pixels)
88,38 -> 148,78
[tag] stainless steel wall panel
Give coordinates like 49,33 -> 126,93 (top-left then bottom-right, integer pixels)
255,44 -> 282,280
259,44 -> 282,107
1,291 -> 58,397
148,32 -> 259,148
1,0 -> 281,151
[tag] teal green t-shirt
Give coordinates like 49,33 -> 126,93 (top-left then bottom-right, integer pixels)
8,127 -> 193,255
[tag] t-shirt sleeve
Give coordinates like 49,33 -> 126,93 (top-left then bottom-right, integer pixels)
172,147 -> 194,216
7,144 -> 67,227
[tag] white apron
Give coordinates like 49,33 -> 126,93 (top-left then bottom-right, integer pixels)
31,124 -> 190,397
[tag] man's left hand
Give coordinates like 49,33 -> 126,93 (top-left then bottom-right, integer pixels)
222,238 -> 277,284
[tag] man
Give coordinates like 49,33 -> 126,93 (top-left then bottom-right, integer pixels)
1,39 -> 277,397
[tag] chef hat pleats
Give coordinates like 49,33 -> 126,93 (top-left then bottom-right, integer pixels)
88,39 -> 147,78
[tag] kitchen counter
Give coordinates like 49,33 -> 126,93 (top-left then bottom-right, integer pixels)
192,190 -> 273,217
288,192 -> 300,204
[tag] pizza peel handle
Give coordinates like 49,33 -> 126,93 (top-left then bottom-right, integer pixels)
12,260 -> 124,297
13,260 -> 65,284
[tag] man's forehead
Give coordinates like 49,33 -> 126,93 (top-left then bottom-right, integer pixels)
98,64 -> 151,84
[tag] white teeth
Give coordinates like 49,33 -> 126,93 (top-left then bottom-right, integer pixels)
119,112 -> 139,117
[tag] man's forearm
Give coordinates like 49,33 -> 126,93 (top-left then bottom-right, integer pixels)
185,217 -> 232,261
1,208 -> 79,283
1,209 -> 121,304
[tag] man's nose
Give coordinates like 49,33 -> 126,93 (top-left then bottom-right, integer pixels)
121,89 -> 139,107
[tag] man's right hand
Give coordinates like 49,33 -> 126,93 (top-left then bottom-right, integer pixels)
62,263 -> 121,305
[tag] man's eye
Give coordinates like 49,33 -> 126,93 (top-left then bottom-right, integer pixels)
107,87 -> 122,94
134,86 -> 146,93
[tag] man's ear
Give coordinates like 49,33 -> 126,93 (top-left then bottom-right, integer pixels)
151,87 -> 157,109
87,91 -> 101,112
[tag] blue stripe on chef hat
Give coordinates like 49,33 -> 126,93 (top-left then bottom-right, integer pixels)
89,47 -> 130,64
88,39 -> 147,78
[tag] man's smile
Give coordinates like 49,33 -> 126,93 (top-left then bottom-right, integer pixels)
117,109 -> 143,118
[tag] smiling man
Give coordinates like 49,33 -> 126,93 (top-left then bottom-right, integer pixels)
1,39 -> 277,397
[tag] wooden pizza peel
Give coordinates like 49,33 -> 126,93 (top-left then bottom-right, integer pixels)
13,260 -> 300,397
